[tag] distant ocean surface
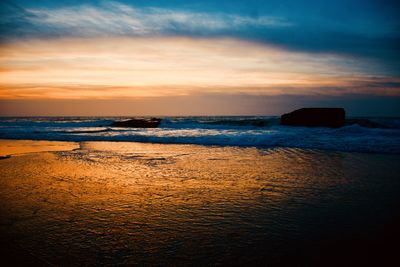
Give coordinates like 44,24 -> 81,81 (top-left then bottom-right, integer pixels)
1,116 -> 400,154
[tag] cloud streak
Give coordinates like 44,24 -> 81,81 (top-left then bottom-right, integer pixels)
19,1 -> 291,37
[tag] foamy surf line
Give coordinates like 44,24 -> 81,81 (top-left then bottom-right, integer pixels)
1,117 -> 400,154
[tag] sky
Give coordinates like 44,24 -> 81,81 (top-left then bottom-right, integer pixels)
0,0 -> 399,116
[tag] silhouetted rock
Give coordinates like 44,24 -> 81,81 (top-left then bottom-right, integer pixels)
281,108 -> 345,128
111,118 -> 161,128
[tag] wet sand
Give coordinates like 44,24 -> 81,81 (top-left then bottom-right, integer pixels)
0,140 -> 400,266
0,139 -> 79,157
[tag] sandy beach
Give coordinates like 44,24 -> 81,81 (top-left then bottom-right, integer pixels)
1,139 -> 400,265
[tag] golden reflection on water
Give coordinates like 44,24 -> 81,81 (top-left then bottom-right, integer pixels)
0,140 -> 399,265
0,139 -> 79,157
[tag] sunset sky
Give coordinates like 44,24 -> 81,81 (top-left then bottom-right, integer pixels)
0,0 -> 399,116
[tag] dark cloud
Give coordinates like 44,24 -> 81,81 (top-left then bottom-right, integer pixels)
1,0 -> 399,73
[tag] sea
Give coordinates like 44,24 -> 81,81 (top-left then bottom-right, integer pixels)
1,116 -> 400,154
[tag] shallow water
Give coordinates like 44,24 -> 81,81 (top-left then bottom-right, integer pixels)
0,141 -> 399,265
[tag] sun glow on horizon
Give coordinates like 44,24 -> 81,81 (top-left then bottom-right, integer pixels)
1,36 -> 397,100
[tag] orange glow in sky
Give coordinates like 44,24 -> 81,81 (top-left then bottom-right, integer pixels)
1,37 -> 397,100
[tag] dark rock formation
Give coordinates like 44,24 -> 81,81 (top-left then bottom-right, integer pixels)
110,118 -> 161,128
281,108 -> 345,128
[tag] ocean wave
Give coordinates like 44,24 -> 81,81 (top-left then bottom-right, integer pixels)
0,117 -> 113,128
158,117 -> 281,129
1,117 -> 400,153
346,118 -> 400,129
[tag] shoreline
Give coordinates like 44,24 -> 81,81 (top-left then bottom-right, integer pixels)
1,138 -> 399,157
